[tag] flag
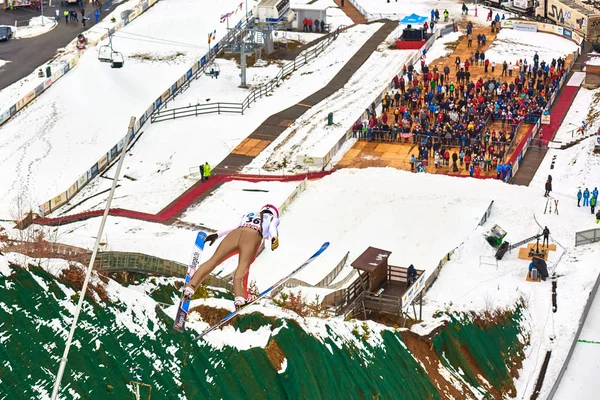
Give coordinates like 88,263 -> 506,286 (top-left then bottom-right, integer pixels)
208,32 -> 212,44
212,30 -> 216,41
239,2 -> 243,9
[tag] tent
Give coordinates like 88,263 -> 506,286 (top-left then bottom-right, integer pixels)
399,13 -> 427,25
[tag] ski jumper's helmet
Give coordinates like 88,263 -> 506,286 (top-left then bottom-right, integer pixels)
260,204 -> 279,217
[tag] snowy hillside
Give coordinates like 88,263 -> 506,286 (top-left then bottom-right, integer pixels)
0,255 -> 527,399
0,0 -> 259,219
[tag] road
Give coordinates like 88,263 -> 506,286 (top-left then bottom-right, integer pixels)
0,2 -> 117,91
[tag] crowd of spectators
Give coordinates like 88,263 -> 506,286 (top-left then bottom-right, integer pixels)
352,23 -> 571,178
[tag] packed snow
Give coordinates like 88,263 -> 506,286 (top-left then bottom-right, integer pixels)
484,28 -> 580,65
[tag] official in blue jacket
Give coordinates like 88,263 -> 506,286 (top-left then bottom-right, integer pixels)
583,188 -> 590,206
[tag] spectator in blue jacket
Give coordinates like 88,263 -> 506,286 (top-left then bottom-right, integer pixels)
583,188 -> 590,206
593,187 -> 599,199
577,189 -> 582,207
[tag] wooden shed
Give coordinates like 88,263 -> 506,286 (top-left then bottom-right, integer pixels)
351,247 -> 391,292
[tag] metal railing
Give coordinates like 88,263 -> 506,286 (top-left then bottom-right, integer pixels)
151,102 -> 243,122
575,228 -> 600,247
151,26 -> 343,123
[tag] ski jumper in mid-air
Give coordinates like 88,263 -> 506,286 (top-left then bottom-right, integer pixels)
183,204 -> 280,309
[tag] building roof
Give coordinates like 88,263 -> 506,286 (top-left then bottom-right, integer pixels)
351,247 -> 392,273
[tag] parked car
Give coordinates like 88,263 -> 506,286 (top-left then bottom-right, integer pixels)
0,26 -> 14,42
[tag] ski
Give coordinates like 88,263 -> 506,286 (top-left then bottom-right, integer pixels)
191,241 -> 330,341
174,231 -> 208,332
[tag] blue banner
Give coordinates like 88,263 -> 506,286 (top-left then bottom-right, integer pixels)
563,28 -> 572,38
171,83 -> 177,93
90,163 -> 99,177
186,69 -> 193,80
110,145 -> 118,159
34,83 -> 45,96
155,97 -> 163,109
200,56 -> 207,67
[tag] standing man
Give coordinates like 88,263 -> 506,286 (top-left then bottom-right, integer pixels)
64,9 -> 69,24
203,162 -> 211,181
199,164 -> 205,182
341,0 -> 345,7
591,196 -> 597,215
542,226 -> 550,247
55,9 -> 60,22
583,188 -> 591,207
94,9 -> 100,24
544,176 -> 552,197
577,188 -> 582,207
406,264 -> 417,288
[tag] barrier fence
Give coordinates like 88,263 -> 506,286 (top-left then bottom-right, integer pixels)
151,26 -> 343,123
575,228 -> 600,247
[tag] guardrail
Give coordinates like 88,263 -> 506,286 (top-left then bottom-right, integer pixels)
151,26 -> 343,123
151,102 -> 244,122
575,228 -> 600,246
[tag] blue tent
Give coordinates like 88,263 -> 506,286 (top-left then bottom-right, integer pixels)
400,13 -> 427,24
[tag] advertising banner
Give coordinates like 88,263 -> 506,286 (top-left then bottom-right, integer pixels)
98,153 -> 108,170
50,192 -> 68,210
0,109 -> 10,125
110,144 -> 118,160
67,182 -> 79,199
78,172 -> 88,189
513,22 -> 538,32
90,163 -> 99,177
160,89 -> 170,103
563,27 -> 572,38
402,272 -> 426,312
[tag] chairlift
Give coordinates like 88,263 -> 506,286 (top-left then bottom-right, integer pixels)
98,44 -> 113,63
205,62 -> 220,78
111,51 -> 124,69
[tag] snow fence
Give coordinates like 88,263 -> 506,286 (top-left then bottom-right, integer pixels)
0,262 -> 527,399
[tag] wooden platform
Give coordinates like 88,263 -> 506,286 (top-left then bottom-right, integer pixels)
517,243 -> 557,261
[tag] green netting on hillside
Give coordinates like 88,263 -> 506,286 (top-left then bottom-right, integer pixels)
431,311 -> 524,397
0,265 -> 522,399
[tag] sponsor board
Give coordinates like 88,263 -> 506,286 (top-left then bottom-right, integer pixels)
513,22 -> 538,32
402,272 -> 426,312
67,182 -> 79,199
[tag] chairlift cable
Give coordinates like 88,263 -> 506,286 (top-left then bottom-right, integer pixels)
112,31 -> 204,49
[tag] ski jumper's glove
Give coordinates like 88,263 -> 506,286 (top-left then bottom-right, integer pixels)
271,237 -> 279,251
205,233 -> 218,246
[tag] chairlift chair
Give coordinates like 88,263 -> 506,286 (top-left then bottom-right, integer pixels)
98,45 -> 113,63
111,51 -> 124,69
205,62 -> 220,78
